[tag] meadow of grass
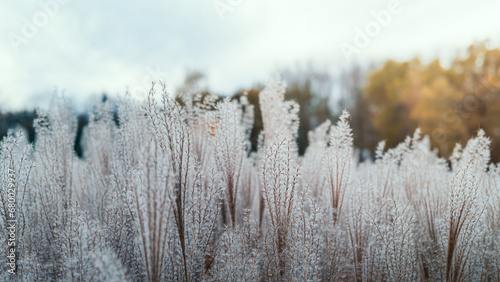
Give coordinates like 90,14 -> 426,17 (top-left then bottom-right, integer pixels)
1,76 -> 499,281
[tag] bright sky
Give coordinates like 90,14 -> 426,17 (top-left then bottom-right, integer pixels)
1,0 -> 499,111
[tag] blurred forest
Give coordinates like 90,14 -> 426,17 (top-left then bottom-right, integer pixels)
361,43 -> 500,161
1,42 -> 500,162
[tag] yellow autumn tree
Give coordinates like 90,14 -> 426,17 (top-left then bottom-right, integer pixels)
363,58 -> 420,148
410,59 -> 466,155
363,42 -> 500,161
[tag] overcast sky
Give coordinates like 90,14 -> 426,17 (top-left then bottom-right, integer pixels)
1,0 -> 499,111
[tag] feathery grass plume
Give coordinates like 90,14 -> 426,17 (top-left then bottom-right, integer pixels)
398,130 -> 448,280
129,134 -> 173,282
106,97 -> 150,279
325,110 -> 353,224
454,129 -> 490,173
301,120 -> 330,197
259,74 -> 300,148
261,134 -> 301,280
146,82 -> 193,281
145,82 -> 221,281
445,161 -> 484,281
258,75 -> 300,231
212,98 -> 252,228
31,98 -> 79,279
0,130 -> 35,277
444,130 -> 490,281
